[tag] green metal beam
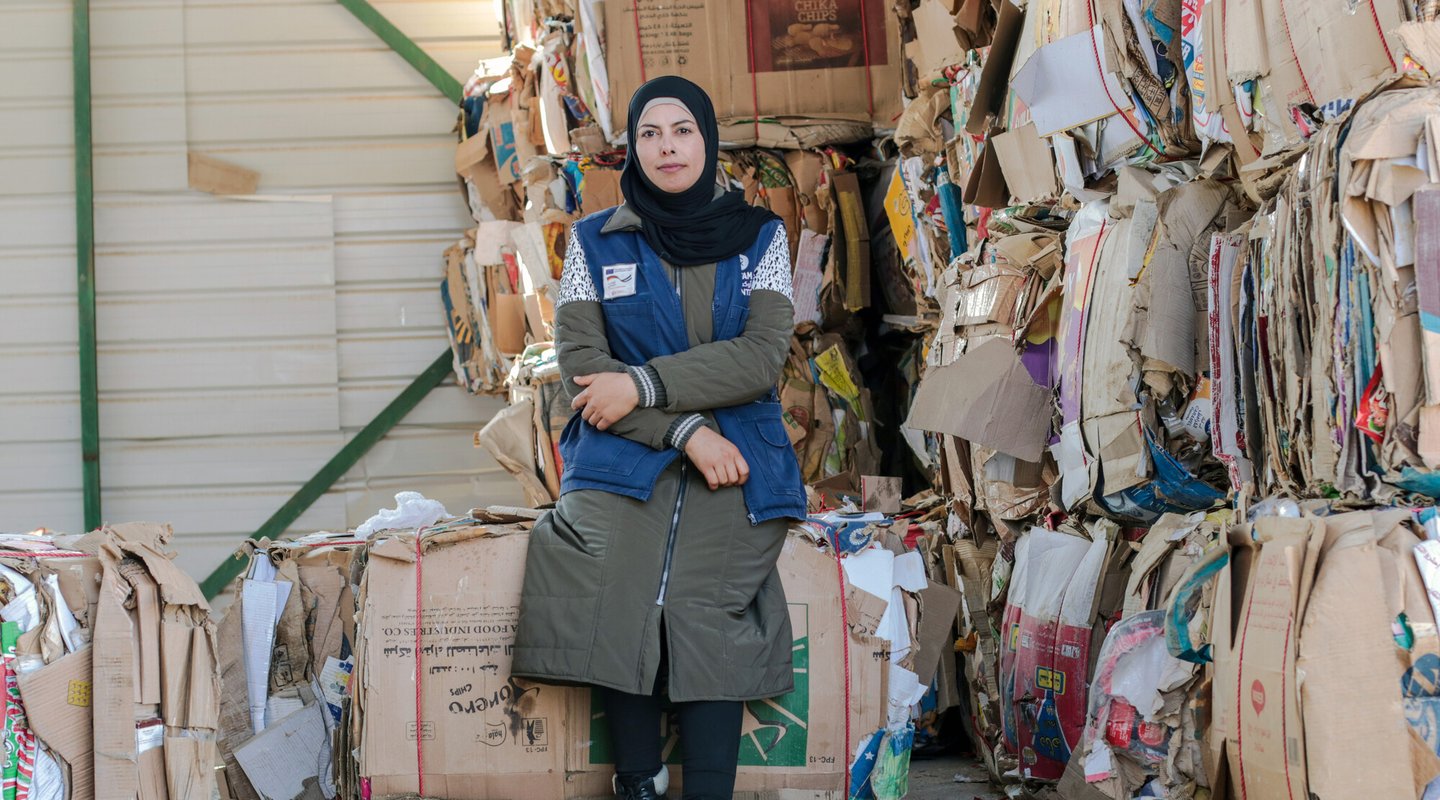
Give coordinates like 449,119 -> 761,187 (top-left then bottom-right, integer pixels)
335,0 -> 464,104
200,348 -> 455,598
73,0 -> 101,531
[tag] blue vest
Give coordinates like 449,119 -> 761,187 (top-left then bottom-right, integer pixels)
556,207 -> 808,524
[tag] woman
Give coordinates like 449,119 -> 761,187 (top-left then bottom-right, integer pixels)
511,76 -> 807,800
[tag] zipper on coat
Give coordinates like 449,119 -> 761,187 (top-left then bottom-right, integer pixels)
654,462 -> 688,606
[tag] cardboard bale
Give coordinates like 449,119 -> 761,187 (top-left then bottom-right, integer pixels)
604,0 -> 901,137
347,522 -> 887,799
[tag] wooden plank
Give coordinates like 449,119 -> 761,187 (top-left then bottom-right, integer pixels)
183,45 -> 478,95
186,94 -> 461,144
94,196 -> 334,245
101,388 -> 341,439
0,490 -> 84,538
0,198 -> 74,248
338,332 -> 448,381
187,140 -> 458,189
1,290 -> 338,346
334,237 -> 455,284
97,243 -> 335,294
339,382 -> 502,428
99,433 -> 348,490
0,252 -> 75,298
336,284 -> 445,333
345,426 -> 505,479
184,2 -> 500,47
0,388 -> 342,443
332,190 -> 470,235
2,102 -> 183,150
102,487 -> 349,538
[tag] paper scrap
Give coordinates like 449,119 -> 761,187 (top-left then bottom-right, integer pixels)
1012,26 -> 1132,137
234,703 -> 331,800
241,579 -> 279,735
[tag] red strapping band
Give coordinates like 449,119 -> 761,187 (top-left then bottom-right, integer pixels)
1367,0 -> 1398,71
630,0 -> 647,84
302,540 -> 366,548
1085,0 -> 1156,154
1274,0 -> 1316,103
414,530 -> 427,796
0,551 -> 90,559
831,546 -> 853,793
858,0 -> 876,118
745,0 -> 762,142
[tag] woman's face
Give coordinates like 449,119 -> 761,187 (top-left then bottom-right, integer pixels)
635,102 -> 706,195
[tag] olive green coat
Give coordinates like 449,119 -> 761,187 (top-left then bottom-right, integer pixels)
511,205 -> 797,701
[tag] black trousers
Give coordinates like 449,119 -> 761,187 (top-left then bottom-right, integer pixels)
600,685 -> 743,800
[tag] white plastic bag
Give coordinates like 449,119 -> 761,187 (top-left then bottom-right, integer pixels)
355,492 -> 451,538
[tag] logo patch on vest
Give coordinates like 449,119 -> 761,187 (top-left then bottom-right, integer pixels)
602,263 -> 637,299
739,254 -> 754,295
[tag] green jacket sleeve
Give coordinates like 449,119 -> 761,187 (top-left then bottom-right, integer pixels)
555,297 -> 713,451
640,224 -> 796,413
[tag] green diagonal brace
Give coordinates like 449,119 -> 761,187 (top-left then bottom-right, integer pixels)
200,349 -> 455,598
335,0 -> 464,104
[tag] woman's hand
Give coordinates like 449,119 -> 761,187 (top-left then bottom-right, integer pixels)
571,372 -> 639,430
683,427 -> 750,490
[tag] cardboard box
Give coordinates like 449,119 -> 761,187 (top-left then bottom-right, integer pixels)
356,527 -> 884,798
605,0 -> 901,136
18,648 -> 94,800
1213,517 -> 1324,800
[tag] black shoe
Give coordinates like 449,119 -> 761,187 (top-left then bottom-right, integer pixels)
612,767 -> 669,800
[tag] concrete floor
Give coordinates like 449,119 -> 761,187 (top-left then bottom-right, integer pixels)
905,753 -> 1005,800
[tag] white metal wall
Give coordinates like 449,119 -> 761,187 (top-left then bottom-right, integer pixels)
0,0 -> 523,579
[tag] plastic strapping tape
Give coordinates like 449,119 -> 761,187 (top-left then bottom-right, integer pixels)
831,546 -> 853,793
630,0 -> 647,85
1085,0 -> 1156,154
414,529 -> 427,796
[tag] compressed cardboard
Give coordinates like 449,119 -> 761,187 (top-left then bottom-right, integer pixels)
18,647 -> 94,800
1217,517 -> 1324,800
912,580 -> 962,687
906,339 -> 1052,462
234,703 -> 330,800
1277,0 -> 1403,109
962,132 -> 1011,209
966,1 -> 1025,136
1299,512 -> 1428,800
1011,25 -> 1132,138
358,529 -> 570,799
991,123 -> 1058,203
861,475 -> 902,514
358,528 -> 884,798
492,292 -> 527,355
187,153 -> 259,196
605,0 -> 901,135
94,543 -> 140,800
912,0 -> 966,78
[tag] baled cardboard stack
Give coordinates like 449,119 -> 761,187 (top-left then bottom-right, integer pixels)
213,515 -> 892,799
882,0 -> 1440,794
0,523 -> 220,800
427,0 -> 1440,795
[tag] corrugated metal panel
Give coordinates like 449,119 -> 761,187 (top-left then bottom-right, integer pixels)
0,0 -> 522,581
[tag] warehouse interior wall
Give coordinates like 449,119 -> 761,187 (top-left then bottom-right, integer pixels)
0,0 -> 525,578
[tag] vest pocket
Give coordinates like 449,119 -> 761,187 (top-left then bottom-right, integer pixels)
728,404 -> 805,502
558,415 -> 649,477
601,300 -> 658,365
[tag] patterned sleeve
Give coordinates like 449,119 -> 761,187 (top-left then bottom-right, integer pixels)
751,223 -> 793,302
556,224 -> 599,307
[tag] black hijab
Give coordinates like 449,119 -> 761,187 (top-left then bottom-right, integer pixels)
619,76 -> 778,267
